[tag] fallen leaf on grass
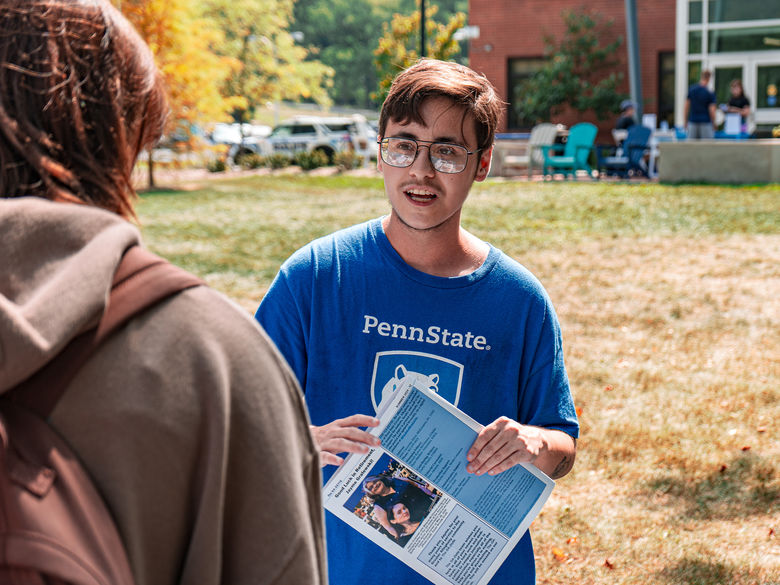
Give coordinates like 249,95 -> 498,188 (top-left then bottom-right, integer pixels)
741,445 -> 751,451
604,558 -> 616,569
566,536 -> 578,545
552,547 -> 567,561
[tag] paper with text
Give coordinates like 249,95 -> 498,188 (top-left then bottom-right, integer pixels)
323,377 -> 554,585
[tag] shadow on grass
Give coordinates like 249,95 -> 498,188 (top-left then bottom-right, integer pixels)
643,452 -> 778,520
656,558 -> 746,585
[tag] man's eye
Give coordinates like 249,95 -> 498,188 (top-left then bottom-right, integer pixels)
434,145 -> 457,157
395,141 -> 416,152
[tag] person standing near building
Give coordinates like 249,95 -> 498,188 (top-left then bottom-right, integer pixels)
256,58 -> 579,585
685,69 -> 717,139
726,78 -> 751,133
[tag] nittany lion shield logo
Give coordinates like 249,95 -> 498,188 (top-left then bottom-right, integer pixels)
370,351 -> 464,411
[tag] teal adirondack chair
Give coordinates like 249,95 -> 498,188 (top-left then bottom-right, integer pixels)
540,122 -> 598,179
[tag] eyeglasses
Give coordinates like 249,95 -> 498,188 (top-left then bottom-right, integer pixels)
378,137 -> 477,174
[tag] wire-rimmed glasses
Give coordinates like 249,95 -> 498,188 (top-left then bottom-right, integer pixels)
378,137 -> 476,174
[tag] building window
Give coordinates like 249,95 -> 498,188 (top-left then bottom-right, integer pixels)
707,0 -> 780,23
688,61 -> 702,87
713,66 -> 742,104
507,57 -> 547,130
757,65 -> 780,108
688,30 -> 703,53
708,25 -> 780,53
688,1 -> 703,24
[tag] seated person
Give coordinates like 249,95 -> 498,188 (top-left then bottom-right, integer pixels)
615,100 -> 637,130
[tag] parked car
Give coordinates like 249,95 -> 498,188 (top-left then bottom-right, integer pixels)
229,115 -> 377,164
210,122 -> 271,146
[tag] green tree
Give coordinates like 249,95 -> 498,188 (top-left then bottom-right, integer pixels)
373,5 -> 465,103
292,0 -> 384,109
516,9 -> 627,124
291,0 -> 469,108
202,0 -> 333,126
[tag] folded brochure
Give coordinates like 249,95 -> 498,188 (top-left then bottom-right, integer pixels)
323,376 -> 554,585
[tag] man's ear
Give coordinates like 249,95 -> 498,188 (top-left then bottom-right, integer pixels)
376,140 -> 384,173
475,146 -> 493,182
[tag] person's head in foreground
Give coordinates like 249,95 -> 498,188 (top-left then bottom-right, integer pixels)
0,0 -> 166,217
377,59 -> 502,231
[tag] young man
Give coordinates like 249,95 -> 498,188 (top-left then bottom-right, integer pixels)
685,69 -> 717,139
256,59 -> 579,584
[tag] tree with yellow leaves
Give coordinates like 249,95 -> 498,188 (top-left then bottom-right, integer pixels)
202,0 -> 333,127
373,5 -> 465,103
114,0 -> 238,185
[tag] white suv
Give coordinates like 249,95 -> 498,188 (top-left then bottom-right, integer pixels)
230,115 -> 376,163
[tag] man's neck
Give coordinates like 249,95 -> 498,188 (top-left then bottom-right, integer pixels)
382,213 -> 489,277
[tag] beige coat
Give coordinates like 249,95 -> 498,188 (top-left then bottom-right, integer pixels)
0,197 -> 327,585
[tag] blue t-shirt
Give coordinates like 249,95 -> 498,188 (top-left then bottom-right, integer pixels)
687,84 -> 716,123
256,218 -> 579,585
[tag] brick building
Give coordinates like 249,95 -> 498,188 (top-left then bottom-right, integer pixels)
466,0 -> 677,134
466,0 -> 780,136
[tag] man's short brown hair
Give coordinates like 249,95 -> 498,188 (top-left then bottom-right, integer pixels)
379,59 -> 503,152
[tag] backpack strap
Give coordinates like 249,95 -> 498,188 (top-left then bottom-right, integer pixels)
9,246 -> 204,418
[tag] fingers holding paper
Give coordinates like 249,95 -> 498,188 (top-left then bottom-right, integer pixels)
466,416 -> 576,479
310,414 -> 381,467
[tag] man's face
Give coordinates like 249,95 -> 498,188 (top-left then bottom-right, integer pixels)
378,97 -> 491,233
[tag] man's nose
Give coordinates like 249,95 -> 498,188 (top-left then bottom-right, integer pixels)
410,144 -> 435,176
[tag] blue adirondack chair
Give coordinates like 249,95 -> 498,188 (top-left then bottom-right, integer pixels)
596,125 -> 652,178
540,122 -> 597,179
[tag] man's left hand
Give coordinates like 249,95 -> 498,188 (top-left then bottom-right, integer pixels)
466,416 -> 544,476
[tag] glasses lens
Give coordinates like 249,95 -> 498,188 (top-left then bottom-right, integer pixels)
430,143 -> 468,173
382,138 -> 417,167
380,138 -> 470,173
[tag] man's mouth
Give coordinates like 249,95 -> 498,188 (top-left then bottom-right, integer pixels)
404,188 -> 437,203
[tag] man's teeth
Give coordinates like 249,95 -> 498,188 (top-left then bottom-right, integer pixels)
406,189 -> 436,200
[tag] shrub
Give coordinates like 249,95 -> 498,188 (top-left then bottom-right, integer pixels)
333,150 -> 364,171
267,153 -> 292,169
207,158 -> 227,173
295,149 -> 329,171
236,152 -> 266,169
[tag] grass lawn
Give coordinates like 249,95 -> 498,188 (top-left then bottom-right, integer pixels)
136,175 -> 779,585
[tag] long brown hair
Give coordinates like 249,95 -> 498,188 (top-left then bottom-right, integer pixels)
0,0 -> 167,218
379,59 -> 502,152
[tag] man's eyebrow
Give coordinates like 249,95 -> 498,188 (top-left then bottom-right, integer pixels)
392,131 -> 465,145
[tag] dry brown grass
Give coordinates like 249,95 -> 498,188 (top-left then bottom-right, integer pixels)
137,176 -> 779,585
527,235 -> 779,585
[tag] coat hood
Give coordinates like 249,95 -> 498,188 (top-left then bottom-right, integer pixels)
0,197 -> 141,392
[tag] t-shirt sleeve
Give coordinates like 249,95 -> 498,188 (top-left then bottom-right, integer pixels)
255,267 -> 309,390
517,297 -> 579,439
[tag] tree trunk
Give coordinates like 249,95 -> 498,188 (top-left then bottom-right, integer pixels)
147,149 -> 155,189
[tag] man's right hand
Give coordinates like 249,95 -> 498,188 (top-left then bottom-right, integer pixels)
311,414 -> 381,466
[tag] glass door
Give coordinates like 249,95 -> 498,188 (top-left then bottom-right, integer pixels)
713,65 -> 742,106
